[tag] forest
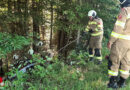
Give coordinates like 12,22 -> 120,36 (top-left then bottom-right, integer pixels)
0,0 -> 130,90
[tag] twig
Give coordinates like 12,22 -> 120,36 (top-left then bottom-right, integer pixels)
58,38 -> 78,52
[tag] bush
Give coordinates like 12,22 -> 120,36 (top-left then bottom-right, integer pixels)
0,32 -> 31,58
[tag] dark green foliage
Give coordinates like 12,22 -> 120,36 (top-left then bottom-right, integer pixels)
0,32 -> 31,58
97,0 -> 119,39
54,0 -> 119,37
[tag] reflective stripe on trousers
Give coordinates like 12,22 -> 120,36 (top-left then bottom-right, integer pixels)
89,55 -> 93,57
108,70 -> 118,76
120,69 -> 129,75
95,56 -> 102,60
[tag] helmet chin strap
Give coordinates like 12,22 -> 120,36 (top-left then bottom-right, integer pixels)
120,0 -> 126,4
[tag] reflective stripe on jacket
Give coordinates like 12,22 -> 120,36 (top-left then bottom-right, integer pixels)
91,31 -> 103,36
109,7 -> 130,44
111,31 -> 130,40
85,18 -> 103,36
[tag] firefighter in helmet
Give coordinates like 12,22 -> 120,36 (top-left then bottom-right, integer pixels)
85,10 -> 104,64
107,0 -> 130,88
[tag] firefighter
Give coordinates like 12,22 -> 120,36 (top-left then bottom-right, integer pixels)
85,10 -> 104,64
107,0 -> 130,88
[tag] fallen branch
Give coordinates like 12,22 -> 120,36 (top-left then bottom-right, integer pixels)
58,38 -> 78,52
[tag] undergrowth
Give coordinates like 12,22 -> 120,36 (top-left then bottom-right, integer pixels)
2,39 -> 130,90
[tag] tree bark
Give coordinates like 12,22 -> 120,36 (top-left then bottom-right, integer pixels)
50,1 -> 53,49
76,0 -> 82,45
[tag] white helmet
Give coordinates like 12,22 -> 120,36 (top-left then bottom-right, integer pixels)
36,41 -> 43,46
88,10 -> 97,17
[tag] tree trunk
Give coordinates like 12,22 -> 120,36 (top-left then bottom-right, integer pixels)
76,0 -> 82,45
50,1 -> 53,49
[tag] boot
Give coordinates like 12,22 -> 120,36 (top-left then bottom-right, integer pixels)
89,57 -> 94,61
117,77 -> 126,88
108,76 -> 118,88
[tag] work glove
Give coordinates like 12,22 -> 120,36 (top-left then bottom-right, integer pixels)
107,41 -> 112,49
89,29 -> 93,33
82,31 -> 87,36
